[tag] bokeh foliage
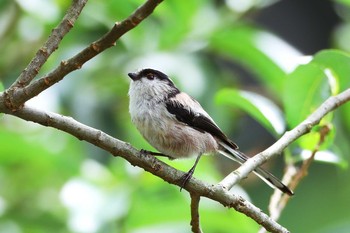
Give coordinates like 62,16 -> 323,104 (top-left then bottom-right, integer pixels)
1,0 -> 350,232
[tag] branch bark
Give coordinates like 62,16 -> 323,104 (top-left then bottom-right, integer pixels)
9,0 -> 88,89
190,193 -> 202,233
264,124 -> 331,228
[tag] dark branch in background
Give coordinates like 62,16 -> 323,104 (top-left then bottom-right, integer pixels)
9,0 -> 88,89
190,193 -> 202,233
4,0 -> 163,110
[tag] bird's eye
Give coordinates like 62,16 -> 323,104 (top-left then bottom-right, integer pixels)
146,73 -> 154,80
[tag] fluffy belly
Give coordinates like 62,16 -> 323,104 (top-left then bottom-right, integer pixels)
135,116 -> 218,159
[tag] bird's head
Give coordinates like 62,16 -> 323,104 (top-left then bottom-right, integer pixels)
128,68 -> 179,100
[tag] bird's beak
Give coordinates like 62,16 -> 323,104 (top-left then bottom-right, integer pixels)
128,72 -> 138,81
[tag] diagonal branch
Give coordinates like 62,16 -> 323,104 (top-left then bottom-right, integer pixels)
4,0 -> 163,111
0,102 -> 289,233
265,125 -> 331,225
10,0 -> 88,89
258,125 -> 331,233
219,88 -> 350,190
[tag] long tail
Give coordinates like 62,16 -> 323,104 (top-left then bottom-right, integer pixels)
218,142 -> 294,196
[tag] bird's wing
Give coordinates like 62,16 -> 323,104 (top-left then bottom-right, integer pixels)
165,94 -> 238,150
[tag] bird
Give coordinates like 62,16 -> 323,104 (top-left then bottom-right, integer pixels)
127,68 -> 293,195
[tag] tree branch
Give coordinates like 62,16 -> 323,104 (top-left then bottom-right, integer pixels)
264,124 -> 331,228
10,0 -> 88,89
190,193 -> 202,233
4,0 -> 163,111
0,102 -> 289,233
219,88 -> 350,190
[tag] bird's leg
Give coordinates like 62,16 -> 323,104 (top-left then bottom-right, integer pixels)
140,149 -> 173,159
180,153 -> 203,191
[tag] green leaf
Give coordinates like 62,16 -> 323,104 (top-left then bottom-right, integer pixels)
285,50 -> 350,147
298,125 -> 335,151
312,49 -> 350,93
210,26 -> 287,95
282,51 -> 350,150
334,0 -> 350,7
283,63 -> 332,128
311,50 -> 350,132
294,149 -> 348,169
340,104 -> 350,133
215,88 -> 285,136
155,0 -> 202,48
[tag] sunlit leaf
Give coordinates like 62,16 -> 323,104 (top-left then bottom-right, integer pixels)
284,63 -> 332,128
311,50 -> 350,133
298,124 -> 335,151
210,26 -> 292,95
155,0 -> 203,48
335,0 -> 350,7
296,149 -> 348,169
312,50 -> 350,93
285,50 -> 350,149
215,88 -> 285,136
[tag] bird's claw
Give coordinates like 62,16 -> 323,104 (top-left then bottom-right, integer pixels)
180,167 -> 195,191
140,149 -> 173,159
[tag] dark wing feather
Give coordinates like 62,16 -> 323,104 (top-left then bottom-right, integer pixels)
166,100 -> 238,150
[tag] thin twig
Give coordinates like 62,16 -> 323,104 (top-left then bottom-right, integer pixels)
10,0 -> 88,88
265,125 -> 331,225
4,0 -> 163,111
219,89 -> 350,190
190,193 -> 202,233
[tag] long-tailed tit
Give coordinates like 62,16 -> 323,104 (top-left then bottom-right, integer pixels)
128,68 -> 293,195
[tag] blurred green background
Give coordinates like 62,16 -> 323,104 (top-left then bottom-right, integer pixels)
1,0 -> 350,232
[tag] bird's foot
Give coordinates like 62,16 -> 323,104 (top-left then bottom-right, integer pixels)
180,167 -> 195,191
140,149 -> 173,159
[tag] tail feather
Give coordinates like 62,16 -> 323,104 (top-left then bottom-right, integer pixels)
218,142 -> 294,196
